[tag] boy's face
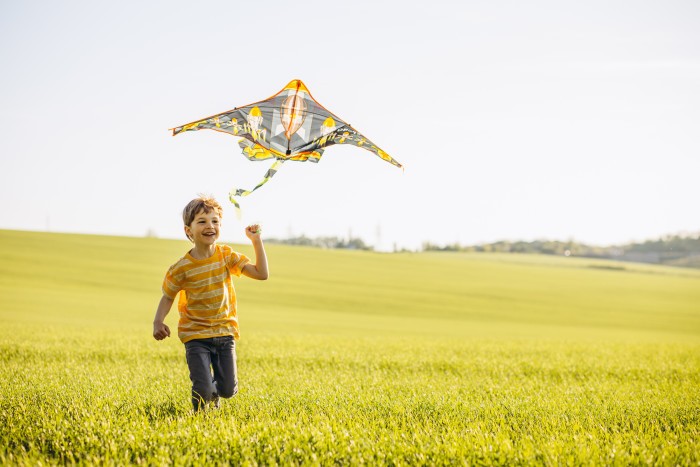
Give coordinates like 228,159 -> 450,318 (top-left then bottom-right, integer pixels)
185,209 -> 221,246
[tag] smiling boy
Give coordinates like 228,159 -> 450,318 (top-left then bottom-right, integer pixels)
152,196 -> 268,411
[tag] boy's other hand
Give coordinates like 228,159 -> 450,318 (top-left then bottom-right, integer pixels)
153,321 -> 171,340
245,224 -> 262,240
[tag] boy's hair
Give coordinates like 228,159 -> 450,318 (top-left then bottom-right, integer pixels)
182,195 -> 224,227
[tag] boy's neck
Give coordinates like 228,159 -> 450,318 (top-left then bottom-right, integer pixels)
189,243 -> 217,260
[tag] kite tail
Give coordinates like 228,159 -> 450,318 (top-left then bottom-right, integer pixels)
228,159 -> 285,217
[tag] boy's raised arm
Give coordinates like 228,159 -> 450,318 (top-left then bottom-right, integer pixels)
242,224 -> 269,281
153,295 -> 174,340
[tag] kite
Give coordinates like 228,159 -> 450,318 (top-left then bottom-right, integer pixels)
171,79 -> 402,212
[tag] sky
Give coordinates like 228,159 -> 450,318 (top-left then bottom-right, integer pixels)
1,0 -> 698,250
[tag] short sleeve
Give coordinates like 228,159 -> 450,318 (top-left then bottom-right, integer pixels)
162,264 -> 183,299
223,245 -> 250,277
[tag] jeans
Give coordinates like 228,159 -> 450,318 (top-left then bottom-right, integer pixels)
184,336 -> 238,411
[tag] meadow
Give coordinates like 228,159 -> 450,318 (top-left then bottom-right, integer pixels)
1,229 -> 699,465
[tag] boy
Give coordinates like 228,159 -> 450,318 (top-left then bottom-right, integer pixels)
152,196 -> 268,411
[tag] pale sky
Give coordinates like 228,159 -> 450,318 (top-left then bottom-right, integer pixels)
1,0 -> 698,250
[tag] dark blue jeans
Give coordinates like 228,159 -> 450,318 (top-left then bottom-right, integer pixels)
184,336 -> 238,411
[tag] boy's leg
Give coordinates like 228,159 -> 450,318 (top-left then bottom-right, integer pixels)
185,339 -> 217,411
210,336 -> 238,399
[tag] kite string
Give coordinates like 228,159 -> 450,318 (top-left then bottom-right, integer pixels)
228,159 -> 285,218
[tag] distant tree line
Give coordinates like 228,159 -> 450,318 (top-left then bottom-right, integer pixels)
423,234 -> 700,268
266,235 -> 372,251
265,232 -> 700,268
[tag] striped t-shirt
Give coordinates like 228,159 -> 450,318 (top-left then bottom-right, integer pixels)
162,244 -> 250,343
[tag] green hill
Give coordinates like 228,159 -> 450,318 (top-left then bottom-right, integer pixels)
1,229 -> 698,340
1,230 -> 699,464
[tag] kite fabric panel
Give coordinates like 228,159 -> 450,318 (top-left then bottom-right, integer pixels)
171,79 -> 402,211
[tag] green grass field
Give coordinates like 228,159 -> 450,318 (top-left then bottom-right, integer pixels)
1,229 -> 699,465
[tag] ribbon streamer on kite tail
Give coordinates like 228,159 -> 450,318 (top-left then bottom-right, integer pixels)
229,159 -> 285,218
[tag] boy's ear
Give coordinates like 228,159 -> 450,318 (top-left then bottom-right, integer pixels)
184,225 -> 193,242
